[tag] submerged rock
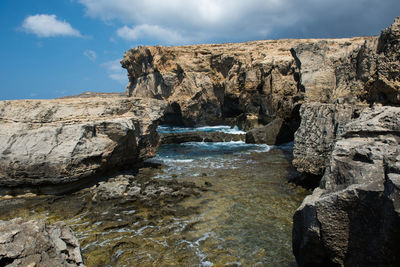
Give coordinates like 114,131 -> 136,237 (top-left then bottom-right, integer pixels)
0,97 -> 165,193
0,218 -> 84,267
90,172 -> 204,205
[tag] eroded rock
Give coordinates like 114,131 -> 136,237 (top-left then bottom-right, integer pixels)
121,38 -> 368,131
293,106 -> 400,266
0,97 -> 165,192
0,218 -> 84,267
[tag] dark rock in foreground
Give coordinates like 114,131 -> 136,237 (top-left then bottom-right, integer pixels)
0,218 -> 84,267
293,106 -> 400,266
0,97 -> 165,193
160,131 -> 245,144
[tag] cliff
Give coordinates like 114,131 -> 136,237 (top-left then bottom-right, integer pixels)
0,96 -> 165,194
292,17 -> 400,266
121,37 -> 369,135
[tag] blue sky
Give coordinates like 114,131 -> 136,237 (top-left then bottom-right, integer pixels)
0,0 -> 399,100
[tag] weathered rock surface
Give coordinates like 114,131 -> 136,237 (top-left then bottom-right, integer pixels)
0,97 -> 165,191
292,17 -> 400,177
0,218 -> 84,266
292,103 -> 366,176
293,106 -> 400,266
160,131 -> 245,144
245,118 -> 293,145
121,37 -> 368,131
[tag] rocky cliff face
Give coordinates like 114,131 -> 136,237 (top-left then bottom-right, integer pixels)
0,97 -> 165,193
293,106 -> 400,266
292,17 -> 400,266
121,37 -> 368,134
292,17 -> 400,177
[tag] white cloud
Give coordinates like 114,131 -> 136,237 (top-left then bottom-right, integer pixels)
84,50 -> 97,61
101,59 -> 128,84
116,24 -> 186,44
22,14 -> 82,37
77,0 -> 400,43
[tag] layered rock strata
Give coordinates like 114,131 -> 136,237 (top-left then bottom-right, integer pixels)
0,97 -> 165,193
0,218 -> 84,266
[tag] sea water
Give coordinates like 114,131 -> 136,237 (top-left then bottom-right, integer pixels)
0,126 -> 309,266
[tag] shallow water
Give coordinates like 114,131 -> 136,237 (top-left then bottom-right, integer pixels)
0,134 -> 309,266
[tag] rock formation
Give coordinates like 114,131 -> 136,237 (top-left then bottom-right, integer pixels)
0,218 -> 84,266
293,106 -> 400,266
0,96 -> 165,193
121,37 -> 368,135
292,16 -> 400,177
292,17 -> 400,266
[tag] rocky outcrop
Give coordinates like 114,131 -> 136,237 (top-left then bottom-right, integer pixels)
293,17 -> 400,177
0,218 -> 84,266
292,17 -> 400,266
121,37 -> 368,133
160,131 -> 245,144
0,97 -> 165,193
293,106 -> 400,266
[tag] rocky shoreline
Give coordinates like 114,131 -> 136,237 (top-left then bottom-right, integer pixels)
0,15 -> 399,267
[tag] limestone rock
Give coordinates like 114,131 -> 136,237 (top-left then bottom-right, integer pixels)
0,218 -> 84,267
0,97 -> 165,192
293,106 -> 400,266
245,118 -> 293,145
292,103 -> 365,176
121,38 -> 367,130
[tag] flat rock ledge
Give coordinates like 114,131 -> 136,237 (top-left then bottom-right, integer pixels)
0,97 -> 165,194
0,218 -> 84,267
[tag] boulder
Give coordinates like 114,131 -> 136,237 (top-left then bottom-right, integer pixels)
245,118 -> 293,145
0,97 -> 165,193
0,218 -> 84,267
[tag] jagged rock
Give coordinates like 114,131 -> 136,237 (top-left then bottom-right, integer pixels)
292,103 -> 365,176
160,131 -> 245,144
292,17 -> 400,177
293,106 -> 400,266
0,97 -> 165,192
245,118 -> 293,145
121,38 -> 368,131
0,218 -> 84,267
291,38 -> 374,103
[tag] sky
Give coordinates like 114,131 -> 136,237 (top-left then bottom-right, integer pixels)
0,0 -> 399,100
